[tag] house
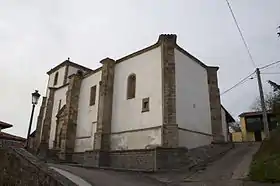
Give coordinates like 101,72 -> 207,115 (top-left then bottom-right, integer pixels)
221,106 -> 236,142
0,121 -> 26,147
35,34 -> 228,168
238,111 -> 278,142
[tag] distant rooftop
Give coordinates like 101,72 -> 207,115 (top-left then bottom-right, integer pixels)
239,111 -> 274,117
0,132 -> 26,142
47,59 -> 93,75
0,121 -> 13,129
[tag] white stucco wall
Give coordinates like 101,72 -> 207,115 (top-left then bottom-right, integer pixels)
66,66 -> 89,84
49,86 -> 68,148
75,70 -> 101,152
110,127 -> 161,150
175,48 -> 212,148
179,129 -> 212,149
111,47 -> 162,149
221,107 -> 228,142
48,66 -> 66,88
175,49 -> 211,133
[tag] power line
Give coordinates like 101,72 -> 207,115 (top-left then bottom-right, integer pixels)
225,0 -> 257,68
259,60 -> 280,70
261,72 -> 280,75
220,71 -> 256,96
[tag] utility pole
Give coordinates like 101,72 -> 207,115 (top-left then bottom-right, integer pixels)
256,68 -> 270,138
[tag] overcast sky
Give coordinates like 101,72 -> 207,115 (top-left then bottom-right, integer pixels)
1,0 -> 280,137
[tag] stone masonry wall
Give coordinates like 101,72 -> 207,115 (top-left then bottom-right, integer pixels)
39,88 -> 55,156
0,147 -> 77,186
81,143 -> 233,171
93,58 -> 115,166
63,73 -> 82,161
35,97 -> 47,152
207,67 -> 224,142
159,34 -> 179,148
109,149 -> 155,171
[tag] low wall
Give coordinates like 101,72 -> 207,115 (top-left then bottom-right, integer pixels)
0,139 -> 24,148
0,147 -> 77,186
109,149 -> 155,171
79,143 -> 234,171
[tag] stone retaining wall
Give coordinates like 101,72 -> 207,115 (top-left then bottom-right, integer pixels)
109,149 -> 155,171
0,147 -> 77,186
77,143 -> 234,171
0,139 -> 24,148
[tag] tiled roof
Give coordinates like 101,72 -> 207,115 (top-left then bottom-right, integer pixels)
0,121 -> 13,129
0,132 -> 26,142
239,111 -> 273,117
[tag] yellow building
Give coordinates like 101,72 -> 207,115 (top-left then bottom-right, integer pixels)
238,111 -> 278,142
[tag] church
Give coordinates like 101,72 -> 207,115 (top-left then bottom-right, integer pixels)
35,34 -> 234,170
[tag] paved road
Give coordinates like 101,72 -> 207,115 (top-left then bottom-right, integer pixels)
49,163 -> 165,186
180,143 -> 278,186
50,167 -> 91,186
49,143 -> 279,186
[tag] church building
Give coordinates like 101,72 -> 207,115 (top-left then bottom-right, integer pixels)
35,34 -> 230,169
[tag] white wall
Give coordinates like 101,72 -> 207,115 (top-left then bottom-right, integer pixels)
179,129 -> 212,149
112,47 -> 162,131
48,66 -> 66,89
49,86 -> 68,148
66,66 -> 88,84
110,127 -> 161,150
111,47 -> 162,149
75,71 -> 101,152
175,49 -> 212,148
221,107 -> 228,142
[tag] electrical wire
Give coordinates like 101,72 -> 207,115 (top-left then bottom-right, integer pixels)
259,60 -> 280,70
225,0 -> 257,68
220,71 -> 256,96
261,72 -> 280,75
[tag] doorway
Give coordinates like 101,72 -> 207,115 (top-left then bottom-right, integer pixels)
254,131 -> 262,141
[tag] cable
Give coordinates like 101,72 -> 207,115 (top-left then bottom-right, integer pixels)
259,60 -> 280,70
261,72 -> 280,75
225,0 -> 257,68
220,71 -> 256,96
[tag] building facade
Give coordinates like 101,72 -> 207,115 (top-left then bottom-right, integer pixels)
35,34 -> 229,167
237,111 -> 278,142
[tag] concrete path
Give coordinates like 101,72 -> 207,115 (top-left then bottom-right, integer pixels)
180,142 -> 279,186
49,143 -> 280,186
50,167 -> 92,186
49,163 -> 165,186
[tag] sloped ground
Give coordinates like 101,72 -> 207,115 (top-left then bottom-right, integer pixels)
49,163 -> 165,186
49,143 -> 274,186
249,127 -> 280,183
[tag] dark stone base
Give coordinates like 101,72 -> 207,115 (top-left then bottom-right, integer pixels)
57,143 -> 234,172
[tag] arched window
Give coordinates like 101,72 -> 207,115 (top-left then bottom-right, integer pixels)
54,72 -> 59,86
127,74 -> 136,99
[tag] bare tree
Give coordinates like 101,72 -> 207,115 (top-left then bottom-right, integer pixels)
251,92 -> 276,111
251,80 -> 280,117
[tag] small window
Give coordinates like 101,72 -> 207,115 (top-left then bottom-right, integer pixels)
54,72 -> 59,86
90,85 -> 97,106
142,97 -> 150,112
127,74 -> 136,99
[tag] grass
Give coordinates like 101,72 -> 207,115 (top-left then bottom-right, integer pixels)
249,127 -> 280,183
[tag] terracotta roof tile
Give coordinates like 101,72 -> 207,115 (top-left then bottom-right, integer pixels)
0,132 -> 26,142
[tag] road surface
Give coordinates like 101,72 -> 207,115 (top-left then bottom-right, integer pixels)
49,143 -> 279,186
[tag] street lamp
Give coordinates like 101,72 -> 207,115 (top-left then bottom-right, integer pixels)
25,90 -> 41,149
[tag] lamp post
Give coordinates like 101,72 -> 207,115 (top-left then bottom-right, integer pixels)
25,90 -> 41,149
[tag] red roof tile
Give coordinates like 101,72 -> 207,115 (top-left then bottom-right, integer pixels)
0,132 -> 26,142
